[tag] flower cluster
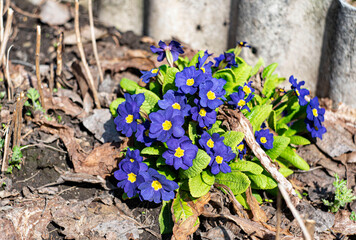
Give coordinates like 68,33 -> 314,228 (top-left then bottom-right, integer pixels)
228,81 -> 255,111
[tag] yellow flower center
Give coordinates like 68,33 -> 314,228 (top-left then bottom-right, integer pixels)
237,144 -> 244,151
238,99 -> 246,107
199,108 -> 207,117
162,120 -> 172,131
151,180 -> 162,191
151,68 -> 159,74
127,172 -> 137,183
207,139 -> 214,148
207,91 -> 216,100
312,109 -> 318,117
200,67 -> 206,73
174,147 -> 185,158
186,78 -> 194,86
130,158 -> 135,163
126,114 -> 134,123
260,137 -> 267,144
314,126 -> 319,130
295,89 -> 300,96
215,156 -> 223,164
243,86 -> 251,95
240,41 -> 243,45
145,130 -> 150,137
172,102 -> 181,110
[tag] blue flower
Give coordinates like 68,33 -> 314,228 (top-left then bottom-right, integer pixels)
114,93 -> 145,137
306,97 -> 325,125
238,41 -> 251,48
305,119 -> 327,140
209,142 -> 236,175
199,78 -> 226,109
136,121 -> 155,147
228,87 -> 253,112
138,168 -> 179,203
214,52 -> 238,69
150,40 -> 184,62
140,68 -> 160,84
158,90 -> 191,117
255,129 -> 274,150
162,136 -> 198,170
237,140 -> 247,160
149,107 -> 185,142
197,50 -> 214,76
242,81 -> 255,98
289,75 -> 309,106
175,66 -> 204,94
199,131 -> 224,154
119,148 -> 148,172
114,161 -> 145,198
191,99 -> 217,128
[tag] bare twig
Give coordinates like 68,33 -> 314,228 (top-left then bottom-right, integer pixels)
13,92 -> 26,147
276,189 -> 282,240
0,0 -> 4,42
10,2 -> 40,19
35,25 -> 46,110
74,0 -> 101,108
16,170 -> 40,183
0,7 -> 12,66
5,44 -> 13,100
56,32 -> 63,77
1,121 -> 13,174
278,184 -> 311,240
20,143 -> 67,154
49,63 -> 54,96
88,0 -> 104,84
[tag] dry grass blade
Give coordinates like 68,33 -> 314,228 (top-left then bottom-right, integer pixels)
35,25 -> 45,109
0,7 -> 12,66
74,0 -> 101,109
56,32 -> 63,78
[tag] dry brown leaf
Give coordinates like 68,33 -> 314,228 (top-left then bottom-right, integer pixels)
332,210 -> 356,235
245,186 -> 268,223
44,96 -> 87,118
100,57 -> 155,73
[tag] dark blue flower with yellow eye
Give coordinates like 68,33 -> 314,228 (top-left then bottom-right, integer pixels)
140,68 -> 160,84
175,66 -> 204,95
238,41 -> 251,48
114,93 -> 145,137
158,90 -> 191,117
138,168 -> 179,203
214,52 -> 238,69
305,119 -> 327,140
199,131 -> 224,154
255,129 -> 274,150
242,81 -> 255,98
237,140 -> 247,160
149,107 -> 185,142
114,161 -> 145,198
191,99 -> 216,128
289,75 -> 309,106
197,50 -> 214,76
209,142 -> 236,175
136,121 -> 155,147
150,40 -> 184,62
199,78 -> 226,110
228,87 -> 253,112
306,97 -> 325,125
162,136 -> 198,170
119,148 -> 148,172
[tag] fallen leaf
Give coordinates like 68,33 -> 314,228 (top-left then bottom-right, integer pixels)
245,186 -> 268,223
64,25 -> 107,45
40,0 -> 71,26
100,57 -> 155,73
332,210 -> 356,235
56,88 -> 83,106
44,96 -> 87,118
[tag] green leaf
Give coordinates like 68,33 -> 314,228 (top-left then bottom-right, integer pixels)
215,171 -> 251,195
289,135 -> 311,146
262,74 -> 278,98
247,173 -> 277,190
207,127 -> 225,135
213,69 -> 237,95
162,67 -> 179,94
232,62 -> 252,86
268,110 -> 277,131
172,190 -> 199,225
262,63 -> 278,79
246,104 -> 273,132
149,80 -> 162,97
141,146 -> 165,155
188,50 -> 204,67
230,160 -> 263,175
189,173 -> 212,198
201,171 -> 215,185
250,57 -> 265,76
109,98 -> 125,117
27,88 -> 40,101
120,78 -> 139,94
135,88 -> 160,114
222,131 -> 244,153
279,146 -> 310,171
176,56 -> 189,71
265,136 -> 290,160
235,194 -> 249,209
159,200 -> 174,234
188,121 -> 198,144
157,166 -> 177,181
279,167 -> 294,177
180,150 -> 211,179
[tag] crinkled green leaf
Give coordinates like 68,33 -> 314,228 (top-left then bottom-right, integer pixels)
109,98 -> 125,117
268,110 -> 277,131
188,50 -> 204,67
207,127 -> 225,135
27,88 -> 40,101
159,200 -> 174,234
189,173 -> 211,198
232,62 -> 252,86
141,146 -> 165,155
262,74 -> 278,98
215,171 -> 251,195
176,56 -> 190,71
188,121 -> 198,144
289,135 -> 311,146
246,104 -> 273,132
157,166 -> 177,181
201,171 -> 215,185
222,131 -> 244,153
262,63 -> 278,79
280,146 -> 310,171
230,160 -> 263,175
247,173 -> 277,190
180,150 -> 211,179
235,194 -> 249,209
149,80 -> 162,97
265,136 -> 290,160
120,78 -> 139,94
162,67 -> 179,94
172,190 -> 200,226
250,57 -> 265,76
135,88 -> 160,114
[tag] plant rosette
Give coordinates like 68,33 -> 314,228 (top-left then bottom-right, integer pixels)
110,40 -> 326,235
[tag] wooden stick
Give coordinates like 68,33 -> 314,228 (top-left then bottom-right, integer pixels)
0,7 -> 12,66
74,0 -> 101,109
49,63 -> 54,97
276,188 -> 282,240
5,44 -> 12,100
278,184 -> 311,240
56,32 -> 63,77
88,0 -> 104,84
35,25 -> 45,110
0,0 -> 4,42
